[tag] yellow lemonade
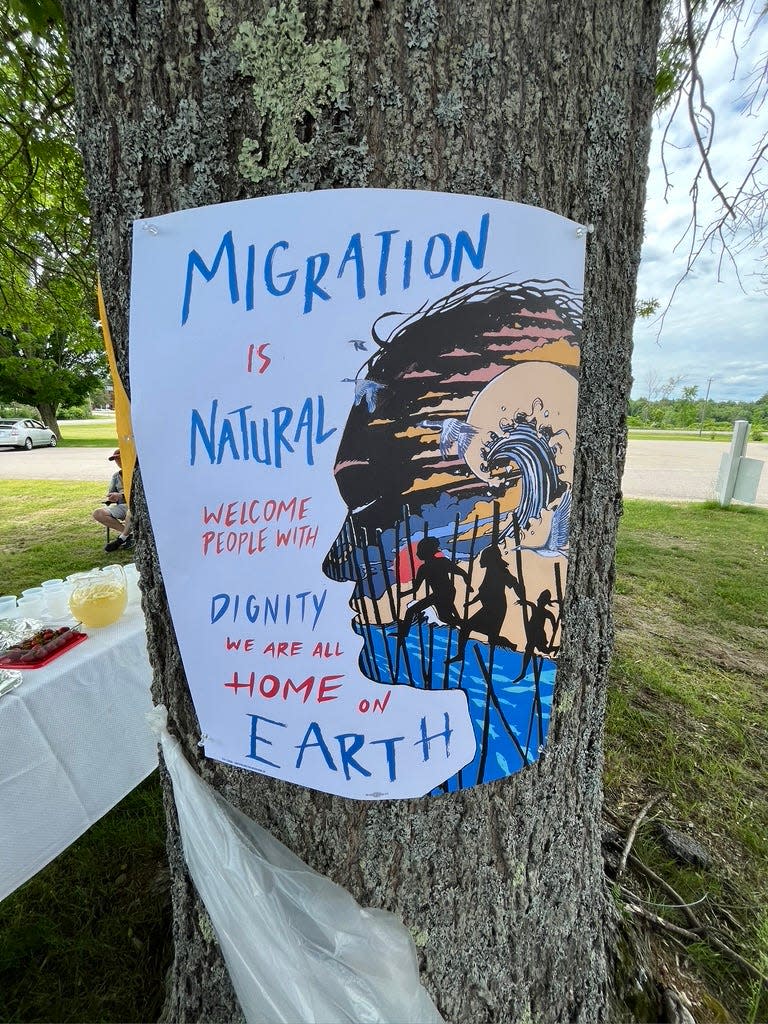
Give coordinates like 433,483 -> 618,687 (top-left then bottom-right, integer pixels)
69,580 -> 127,628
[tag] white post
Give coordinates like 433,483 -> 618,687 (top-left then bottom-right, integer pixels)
717,420 -> 750,507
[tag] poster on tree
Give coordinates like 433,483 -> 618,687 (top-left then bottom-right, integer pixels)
129,189 -> 586,799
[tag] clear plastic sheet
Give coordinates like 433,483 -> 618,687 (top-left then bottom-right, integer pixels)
148,706 -> 443,1024
0,669 -> 23,698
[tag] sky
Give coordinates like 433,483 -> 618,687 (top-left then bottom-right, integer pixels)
632,8 -> 768,403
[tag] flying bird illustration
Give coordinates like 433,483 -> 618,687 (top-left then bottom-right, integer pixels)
419,417 -> 477,459
347,339 -> 368,351
505,487 -> 572,557
342,378 -> 385,413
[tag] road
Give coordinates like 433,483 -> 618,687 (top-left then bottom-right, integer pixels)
1,439 -> 767,507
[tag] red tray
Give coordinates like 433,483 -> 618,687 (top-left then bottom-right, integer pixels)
0,629 -> 88,669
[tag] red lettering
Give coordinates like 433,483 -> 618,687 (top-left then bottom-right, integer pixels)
318,674 -> 343,703
259,674 -> 280,699
262,641 -> 303,657
311,641 -> 344,658
225,670 -> 337,703
283,675 -> 314,703
202,504 -> 224,525
256,342 -> 271,374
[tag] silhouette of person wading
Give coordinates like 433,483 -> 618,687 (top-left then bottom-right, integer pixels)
396,537 -> 471,641
447,544 -> 523,664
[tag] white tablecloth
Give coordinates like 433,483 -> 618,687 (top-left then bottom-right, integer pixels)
0,604 -> 158,901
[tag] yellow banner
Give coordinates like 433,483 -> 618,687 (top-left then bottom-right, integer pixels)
97,280 -> 136,501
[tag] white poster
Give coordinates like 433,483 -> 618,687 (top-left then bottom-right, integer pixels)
130,189 -> 585,799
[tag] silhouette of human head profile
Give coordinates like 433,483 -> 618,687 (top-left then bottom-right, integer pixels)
415,536 -> 440,560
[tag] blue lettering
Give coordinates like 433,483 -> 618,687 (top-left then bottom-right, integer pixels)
245,595 -> 260,623
211,593 -> 230,623
452,212 -> 490,281
375,229 -> 398,295
264,595 -> 278,625
296,721 -> 337,772
181,230 -> 239,326
272,406 -> 295,468
245,243 -> 256,310
303,252 -> 331,313
335,733 -> 371,780
315,395 -> 336,445
249,418 -> 271,465
416,712 -> 452,761
190,400 -> 218,465
370,735 -> 404,781
311,589 -> 327,630
337,233 -> 365,299
230,405 -> 252,460
264,241 -> 298,297
424,233 -> 452,279
216,418 -> 240,464
402,238 -> 413,290
247,714 -> 286,768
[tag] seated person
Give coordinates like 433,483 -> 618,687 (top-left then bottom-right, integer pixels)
92,448 -> 133,552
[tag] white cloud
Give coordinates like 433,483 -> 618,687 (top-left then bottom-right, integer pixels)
632,8 -> 768,403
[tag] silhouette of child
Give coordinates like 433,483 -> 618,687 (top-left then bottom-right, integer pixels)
511,588 -> 559,683
447,545 -> 522,663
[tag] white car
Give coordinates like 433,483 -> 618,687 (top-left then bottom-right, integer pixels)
0,418 -> 57,450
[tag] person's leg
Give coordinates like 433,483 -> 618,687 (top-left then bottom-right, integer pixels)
93,506 -> 119,529
397,595 -> 433,638
102,508 -> 132,551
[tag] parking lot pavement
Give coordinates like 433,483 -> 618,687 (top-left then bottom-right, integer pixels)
1,439 -> 767,507
0,446 -> 111,482
621,439 -> 768,508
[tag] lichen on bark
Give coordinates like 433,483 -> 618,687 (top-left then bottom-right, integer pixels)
234,1 -> 351,184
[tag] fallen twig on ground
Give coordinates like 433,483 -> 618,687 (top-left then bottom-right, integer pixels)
618,794 -> 664,876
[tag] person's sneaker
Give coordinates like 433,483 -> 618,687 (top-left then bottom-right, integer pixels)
104,534 -> 131,553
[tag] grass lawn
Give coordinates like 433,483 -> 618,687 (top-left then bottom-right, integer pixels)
58,419 -> 118,448
0,483 -> 765,1022
627,429 -> 733,441
0,481 -> 135,595
607,501 -> 768,1021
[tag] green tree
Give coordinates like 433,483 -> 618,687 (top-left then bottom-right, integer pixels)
0,1 -> 103,432
0,320 -> 105,431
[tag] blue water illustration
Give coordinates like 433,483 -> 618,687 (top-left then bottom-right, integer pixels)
353,619 -> 555,795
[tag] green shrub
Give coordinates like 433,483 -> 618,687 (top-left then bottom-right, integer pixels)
0,402 -> 38,418
58,402 -> 92,420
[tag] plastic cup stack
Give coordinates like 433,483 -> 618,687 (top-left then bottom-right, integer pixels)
42,582 -> 73,621
17,588 -> 44,619
124,563 -> 140,605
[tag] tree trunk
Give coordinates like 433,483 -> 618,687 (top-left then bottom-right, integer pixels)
36,401 -> 60,438
61,2 -> 662,1020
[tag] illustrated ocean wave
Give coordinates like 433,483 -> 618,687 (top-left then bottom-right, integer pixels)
352,619 -> 555,793
482,417 -> 566,533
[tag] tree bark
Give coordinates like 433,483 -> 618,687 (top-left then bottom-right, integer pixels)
36,401 -> 60,438
61,2 -> 662,1021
